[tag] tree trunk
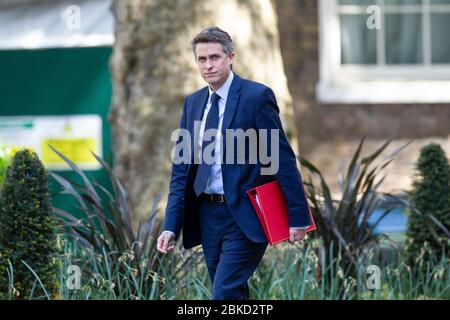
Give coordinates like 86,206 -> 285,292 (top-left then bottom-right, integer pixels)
109,0 -> 295,225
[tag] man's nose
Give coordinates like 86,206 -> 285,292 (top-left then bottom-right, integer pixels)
205,59 -> 213,69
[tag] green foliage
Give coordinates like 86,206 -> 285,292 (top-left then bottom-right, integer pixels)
406,143 -> 450,263
49,146 -> 203,298
55,237 -> 204,300
252,240 -> 449,300
49,145 -> 162,261
54,238 -> 449,300
299,137 -> 411,281
0,149 -> 57,299
2,145 -> 447,300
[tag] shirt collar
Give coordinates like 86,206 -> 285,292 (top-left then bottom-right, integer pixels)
208,71 -> 234,101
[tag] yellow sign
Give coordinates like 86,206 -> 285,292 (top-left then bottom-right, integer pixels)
9,146 -> 35,156
42,138 -> 97,165
0,115 -> 102,170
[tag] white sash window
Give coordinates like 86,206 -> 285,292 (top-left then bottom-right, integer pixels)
317,0 -> 450,103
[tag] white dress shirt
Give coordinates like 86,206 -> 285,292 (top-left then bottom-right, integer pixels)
197,71 -> 234,195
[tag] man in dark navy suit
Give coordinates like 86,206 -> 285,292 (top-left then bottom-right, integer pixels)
157,27 -> 312,300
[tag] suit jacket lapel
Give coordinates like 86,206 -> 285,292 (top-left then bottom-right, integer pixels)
192,87 -> 209,124
190,87 -> 209,162
221,74 -> 242,136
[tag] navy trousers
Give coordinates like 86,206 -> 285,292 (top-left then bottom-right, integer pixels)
199,198 -> 268,300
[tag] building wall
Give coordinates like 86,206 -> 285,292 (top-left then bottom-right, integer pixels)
275,0 -> 450,194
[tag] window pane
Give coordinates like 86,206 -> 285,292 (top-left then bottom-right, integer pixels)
431,14 -> 450,63
385,0 -> 421,4
338,0 -> 376,5
385,14 -> 423,64
340,14 -> 377,64
430,0 -> 450,4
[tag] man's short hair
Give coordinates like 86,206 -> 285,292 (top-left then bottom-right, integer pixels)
191,26 -> 234,56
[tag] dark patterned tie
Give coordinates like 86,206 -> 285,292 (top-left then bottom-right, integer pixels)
193,92 -> 221,196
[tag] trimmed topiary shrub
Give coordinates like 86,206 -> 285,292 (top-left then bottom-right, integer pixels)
0,149 -> 57,299
406,143 -> 450,264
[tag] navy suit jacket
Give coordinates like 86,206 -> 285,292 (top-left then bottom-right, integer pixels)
164,74 -> 312,249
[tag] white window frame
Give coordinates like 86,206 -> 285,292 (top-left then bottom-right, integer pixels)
317,0 -> 450,103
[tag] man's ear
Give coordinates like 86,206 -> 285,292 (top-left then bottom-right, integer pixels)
229,52 -> 235,62
229,52 -> 235,69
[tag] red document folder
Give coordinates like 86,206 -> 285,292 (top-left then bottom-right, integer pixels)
247,180 -> 316,245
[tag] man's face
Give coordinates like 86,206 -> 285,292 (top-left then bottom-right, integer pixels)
195,42 -> 234,90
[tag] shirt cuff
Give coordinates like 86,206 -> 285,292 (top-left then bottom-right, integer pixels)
162,230 -> 176,237
291,226 -> 309,230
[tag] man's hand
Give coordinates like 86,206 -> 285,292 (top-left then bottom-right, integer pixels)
289,228 -> 306,244
157,231 -> 176,254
